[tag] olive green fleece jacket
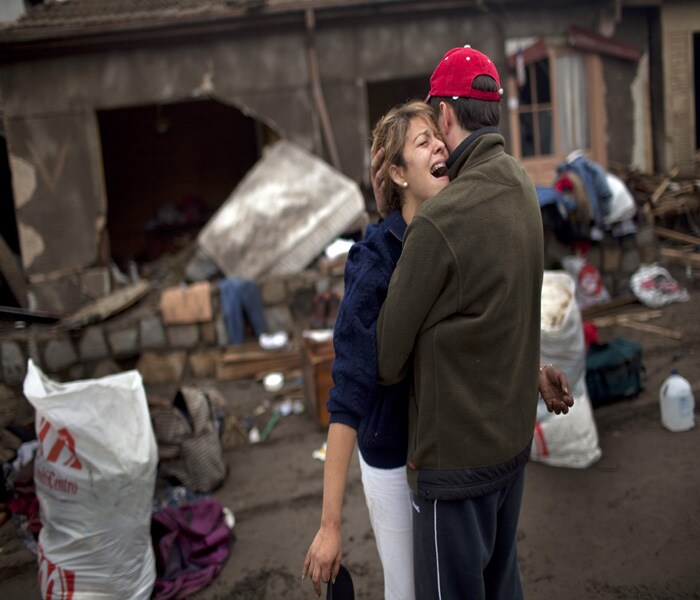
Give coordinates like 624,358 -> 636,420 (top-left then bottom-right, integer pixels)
376,131 -> 544,499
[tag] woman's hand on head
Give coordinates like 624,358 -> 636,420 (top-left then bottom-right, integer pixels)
370,140 -> 389,216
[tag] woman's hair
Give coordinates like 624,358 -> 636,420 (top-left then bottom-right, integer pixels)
371,100 -> 440,213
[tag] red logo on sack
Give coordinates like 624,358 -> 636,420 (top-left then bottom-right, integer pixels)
38,544 -> 75,600
38,417 -> 82,470
577,262 -> 603,298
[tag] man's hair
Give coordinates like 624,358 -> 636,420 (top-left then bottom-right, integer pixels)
428,75 -> 501,131
371,100 -> 441,213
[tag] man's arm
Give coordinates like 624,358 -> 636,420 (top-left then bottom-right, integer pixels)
538,364 -> 574,414
376,218 -> 450,385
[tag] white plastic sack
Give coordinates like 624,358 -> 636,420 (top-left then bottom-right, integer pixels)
531,376 -> 602,468
561,255 -> 611,309
630,264 -> 690,308
23,360 -> 157,600
604,173 -> 637,225
540,271 -> 587,386
536,272 -> 602,468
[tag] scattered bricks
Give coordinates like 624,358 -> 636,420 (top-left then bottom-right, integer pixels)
1,341 -> 26,386
265,305 -> 295,334
165,324 -> 200,349
26,336 -> 41,366
290,288 -> 316,324
189,350 -> 220,378
78,326 -> 109,361
80,267 -> 112,301
67,363 -> 87,381
140,316 -> 168,350
107,326 -> 140,358
284,271 -> 319,296
91,359 -> 122,379
137,351 -> 186,384
260,278 -> 287,305
160,281 -> 212,324
44,336 -> 78,373
200,321 -> 217,345
27,276 -> 84,314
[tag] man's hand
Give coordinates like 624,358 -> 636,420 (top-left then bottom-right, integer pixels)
370,139 -> 389,216
539,364 -> 574,415
302,525 -> 342,597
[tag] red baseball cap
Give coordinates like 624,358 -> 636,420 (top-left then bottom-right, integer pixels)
426,45 -> 503,102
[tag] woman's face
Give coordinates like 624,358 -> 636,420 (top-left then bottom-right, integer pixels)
395,116 -> 449,204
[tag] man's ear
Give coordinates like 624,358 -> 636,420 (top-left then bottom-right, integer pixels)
388,164 -> 405,188
438,101 -> 453,136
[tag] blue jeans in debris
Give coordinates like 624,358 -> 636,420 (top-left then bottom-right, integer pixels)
217,277 -> 267,344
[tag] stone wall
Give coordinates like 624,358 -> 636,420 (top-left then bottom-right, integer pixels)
0,267 -> 344,428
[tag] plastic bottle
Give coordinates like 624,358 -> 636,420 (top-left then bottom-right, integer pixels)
659,370 -> 695,432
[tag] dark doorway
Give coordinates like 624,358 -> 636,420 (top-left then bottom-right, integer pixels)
98,99 -> 275,269
366,76 -> 430,133
0,134 -> 20,306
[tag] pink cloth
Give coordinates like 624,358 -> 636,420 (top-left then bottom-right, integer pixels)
152,499 -> 233,600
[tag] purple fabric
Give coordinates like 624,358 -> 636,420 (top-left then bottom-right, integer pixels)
151,499 -> 233,600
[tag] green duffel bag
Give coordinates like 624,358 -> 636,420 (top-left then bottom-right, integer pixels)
585,337 -> 644,407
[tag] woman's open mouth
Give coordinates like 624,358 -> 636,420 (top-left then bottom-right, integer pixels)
430,162 -> 447,178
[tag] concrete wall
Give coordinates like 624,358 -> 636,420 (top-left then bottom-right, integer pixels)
0,1 -> 658,313
660,0 -> 700,174
604,8 -> 656,171
0,267 -> 342,428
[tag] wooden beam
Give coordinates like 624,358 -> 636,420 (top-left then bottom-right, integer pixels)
616,319 -> 682,340
581,294 -> 638,319
305,8 -> 341,171
592,309 -> 663,328
648,166 -> 680,206
660,247 -> 700,268
0,234 -> 27,308
655,227 -> 700,246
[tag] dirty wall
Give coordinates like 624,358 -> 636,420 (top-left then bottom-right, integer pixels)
0,0 -> 653,314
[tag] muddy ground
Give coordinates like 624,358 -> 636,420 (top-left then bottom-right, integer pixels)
1,264 -> 699,599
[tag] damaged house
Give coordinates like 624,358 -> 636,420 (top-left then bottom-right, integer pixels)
0,0 -> 698,388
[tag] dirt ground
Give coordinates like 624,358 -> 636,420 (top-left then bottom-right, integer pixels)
1,264 -> 699,599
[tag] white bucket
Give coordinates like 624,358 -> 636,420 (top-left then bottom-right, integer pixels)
659,370 -> 695,432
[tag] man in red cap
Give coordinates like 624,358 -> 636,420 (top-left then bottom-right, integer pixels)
375,46 -> 544,599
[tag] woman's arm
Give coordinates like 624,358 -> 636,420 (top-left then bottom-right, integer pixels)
302,423 -> 357,597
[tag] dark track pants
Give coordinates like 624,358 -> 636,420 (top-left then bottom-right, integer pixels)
412,467 -> 526,600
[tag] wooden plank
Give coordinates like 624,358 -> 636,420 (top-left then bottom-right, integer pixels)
660,247 -> 700,268
648,167 -> 679,206
221,344 -> 300,363
654,227 -> 700,246
592,309 -> 663,328
617,319 -> 682,340
581,294 -> 638,319
216,354 -> 302,381
652,195 -> 698,216
60,280 -> 151,329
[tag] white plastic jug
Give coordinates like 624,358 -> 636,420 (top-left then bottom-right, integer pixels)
659,370 -> 695,432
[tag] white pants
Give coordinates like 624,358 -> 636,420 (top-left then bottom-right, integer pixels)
359,452 -> 415,600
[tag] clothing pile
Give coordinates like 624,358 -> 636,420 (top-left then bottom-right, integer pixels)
538,151 -> 638,247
